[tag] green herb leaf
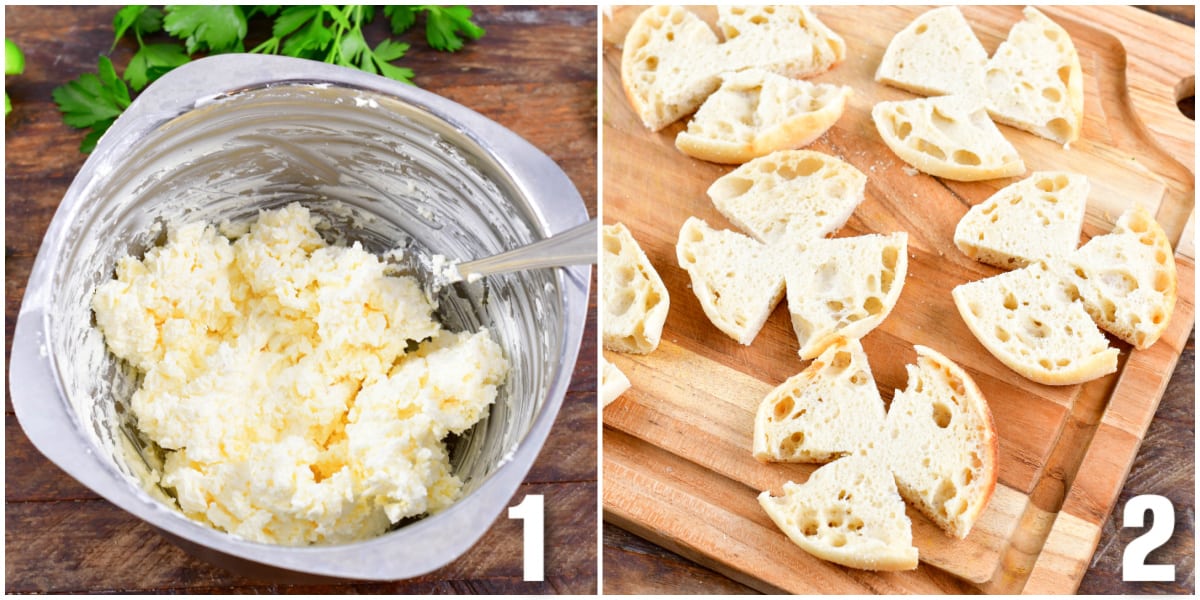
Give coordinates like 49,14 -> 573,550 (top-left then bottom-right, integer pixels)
124,43 -> 189,91
52,56 -> 131,152
112,5 -> 164,48
6,38 -> 25,75
422,6 -> 484,52
163,5 -> 247,54
383,6 -> 417,35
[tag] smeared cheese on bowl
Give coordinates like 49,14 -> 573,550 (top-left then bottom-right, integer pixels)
90,203 -> 509,545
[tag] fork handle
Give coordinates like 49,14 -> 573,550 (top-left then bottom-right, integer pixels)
457,218 -> 597,278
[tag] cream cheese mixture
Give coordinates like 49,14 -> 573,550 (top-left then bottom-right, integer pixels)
91,203 -> 509,545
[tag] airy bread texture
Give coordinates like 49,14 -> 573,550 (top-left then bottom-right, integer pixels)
952,261 -> 1118,385
954,171 -> 1088,269
753,339 -> 885,463
676,217 -> 785,345
601,355 -> 632,408
884,346 -> 998,539
784,233 -> 908,360
1059,206 -> 1177,350
984,7 -> 1084,146
707,149 -> 866,245
620,5 -> 845,132
758,455 -> 919,571
872,95 -> 1025,181
603,222 -> 670,354
676,69 -> 851,164
875,7 -> 988,97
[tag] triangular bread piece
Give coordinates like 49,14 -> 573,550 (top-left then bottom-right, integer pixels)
601,355 -> 632,408
872,95 -> 1025,181
714,5 -> 846,79
952,261 -> 1118,385
620,5 -> 724,132
758,455 -> 919,571
753,338 -> 886,463
676,69 -> 851,164
875,7 -> 988,97
954,171 -> 1088,269
602,222 -> 670,354
884,346 -> 998,539
1059,206 -> 1177,350
784,233 -> 908,360
675,217 -> 785,345
707,149 -> 866,245
984,7 -> 1084,146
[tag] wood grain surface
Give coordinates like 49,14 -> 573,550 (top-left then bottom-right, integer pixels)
4,6 -> 597,594
601,4 -> 1194,595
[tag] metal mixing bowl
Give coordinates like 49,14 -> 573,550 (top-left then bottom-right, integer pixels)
9,54 -> 590,580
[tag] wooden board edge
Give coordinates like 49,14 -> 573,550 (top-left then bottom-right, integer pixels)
1022,510 -> 1103,595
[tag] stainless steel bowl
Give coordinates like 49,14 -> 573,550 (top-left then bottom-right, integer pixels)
9,54 -> 590,580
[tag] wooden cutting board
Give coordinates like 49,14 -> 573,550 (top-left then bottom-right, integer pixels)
600,5 -> 1194,594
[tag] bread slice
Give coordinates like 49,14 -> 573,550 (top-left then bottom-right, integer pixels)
706,150 -> 866,245
601,355 -> 632,408
952,261 -> 1118,385
620,5 -> 724,132
872,95 -> 1025,181
984,7 -> 1084,146
884,346 -> 998,539
675,69 -> 851,164
875,7 -> 988,97
1059,206 -> 1177,350
602,222 -> 670,354
758,455 -> 919,571
676,217 -> 785,345
954,171 -> 1088,269
753,338 -> 886,463
714,6 -> 846,79
784,233 -> 908,360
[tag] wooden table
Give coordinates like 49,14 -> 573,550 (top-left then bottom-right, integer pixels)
4,6 -> 597,594
602,5 -> 1194,595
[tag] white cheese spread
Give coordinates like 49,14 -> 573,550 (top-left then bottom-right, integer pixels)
91,203 -> 509,545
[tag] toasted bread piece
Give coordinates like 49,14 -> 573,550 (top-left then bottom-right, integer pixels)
952,261 -> 1118,385
676,217 -> 785,345
759,455 -> 919,571
875,7 -> 988,97
620,5 -> 724,132
784,233 -> 908,360
603,222 -> 670,354
676,70 -> 851,164
601,355 -> 632,408
872,95 -> 1025,181
984,7 -> 1084,145
715,6 -> 846,78
954,171 -> 1088,269
884,346 -> 998,539
1060,206 -> 1177,350
753,339 -> 886,463
707,150 -> 866,245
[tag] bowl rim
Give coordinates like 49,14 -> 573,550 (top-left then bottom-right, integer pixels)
9,54 -> 590,580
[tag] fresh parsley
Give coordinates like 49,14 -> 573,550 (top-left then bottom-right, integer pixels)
53,5 -> 484,153
6,38 -> 25,115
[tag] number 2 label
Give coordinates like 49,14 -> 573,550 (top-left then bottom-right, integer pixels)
508,494 -> 545,582
1122,494 -> 1175,582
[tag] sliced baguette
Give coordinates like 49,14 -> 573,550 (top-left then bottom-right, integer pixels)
784,233 -> 908,360
676,69 -> 851,164
603,222 -> 670,354
758,455 -> 919,571
884,346 -> 998,539
676,217 -> 785,345
753,338 -> 886,463
952,261 -> 1118,385
954,171 -> 1088,269
872,95 -> 1025,181
1060,206 -> 1177,350
715,6 -> 846,79
620,5 -> 724,132
875,7 -> 988,97
984,7 -> 1084,146
707,149 -> 866,245
601,355 -> 632,408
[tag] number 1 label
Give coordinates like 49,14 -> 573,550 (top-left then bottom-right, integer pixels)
1122,494 -> 1175,582
508,494 -> 545,582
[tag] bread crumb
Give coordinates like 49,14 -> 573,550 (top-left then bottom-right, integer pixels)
902,166 -> 920,177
